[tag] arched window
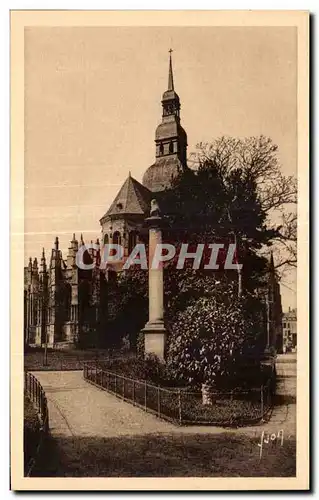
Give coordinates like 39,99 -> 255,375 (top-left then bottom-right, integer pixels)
104,234 -> 109,245
65,283 -> 72,322
169,141 -> 174,154
113,231 -> 121,246
33,299 -> 38,326
128,231 -> 138,254
159,143 -> 164,155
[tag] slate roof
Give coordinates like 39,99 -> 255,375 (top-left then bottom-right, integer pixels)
100,174 -> 152,220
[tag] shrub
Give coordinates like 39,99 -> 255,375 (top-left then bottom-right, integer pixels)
24,395 -> 41,474
100,353 -> 181,388
166,286 -> 266,390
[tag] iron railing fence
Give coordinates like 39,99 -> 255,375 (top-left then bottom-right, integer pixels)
83,362 -> 274,427
24,372 -> 49,476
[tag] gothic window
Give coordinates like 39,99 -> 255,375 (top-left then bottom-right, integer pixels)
169,141 -> 174,154
128,231 -> 138,254
37,300 -> 41,326
33,299 -> 38,326
159,143 -> 164,155
104,234 -> 109,245
113,231 -> 121,246
65,283 -> 72,322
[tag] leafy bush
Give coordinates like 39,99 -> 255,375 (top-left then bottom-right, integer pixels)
166,283 -> 266,390
24,395 -> 41,474
99,353 -> 181,387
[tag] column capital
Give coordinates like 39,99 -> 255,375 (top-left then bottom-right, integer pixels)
145,215 -> 167,230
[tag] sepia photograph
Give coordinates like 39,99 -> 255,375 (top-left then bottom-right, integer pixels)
10,10 -> 309,491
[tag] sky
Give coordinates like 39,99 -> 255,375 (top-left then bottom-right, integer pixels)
24,26 -> 297,309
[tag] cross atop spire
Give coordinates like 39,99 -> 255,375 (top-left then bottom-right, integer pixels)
168,49 -> 174,91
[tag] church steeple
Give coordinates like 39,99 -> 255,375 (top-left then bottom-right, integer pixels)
142,50 -> 188,192
168,48 -> 174,91
161,49 -> 181,122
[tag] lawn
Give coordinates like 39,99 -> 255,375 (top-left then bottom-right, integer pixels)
36,432 -> 296,477
24,346 -> 129,371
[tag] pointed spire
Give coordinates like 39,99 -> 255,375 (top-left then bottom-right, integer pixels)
32,257 -> 38,271
41,248 -> 46,263
55,236 -> 59,250
28,257 -> 32,271
80,233 -> 84,245
40,248 -> 47,272
168,48 -> 174,91
69,233 -> 78,252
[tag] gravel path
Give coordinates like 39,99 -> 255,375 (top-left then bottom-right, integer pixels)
31,355 -> 296,477
32,354 -> 296,440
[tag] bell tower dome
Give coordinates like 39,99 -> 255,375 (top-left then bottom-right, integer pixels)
143,50 -> 188,192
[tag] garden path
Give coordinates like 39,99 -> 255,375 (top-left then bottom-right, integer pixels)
31,354 -> 296,476
32,353 -> 296,440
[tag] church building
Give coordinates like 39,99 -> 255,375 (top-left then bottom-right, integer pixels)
24,52 -> 283,352
24,51 -> 189,348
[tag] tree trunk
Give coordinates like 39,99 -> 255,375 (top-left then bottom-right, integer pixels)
201,383 -> 215,405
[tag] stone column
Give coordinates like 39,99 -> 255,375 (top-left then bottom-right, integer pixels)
142,206 -> 167,360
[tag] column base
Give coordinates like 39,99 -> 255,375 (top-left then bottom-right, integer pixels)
142,320 -> 167,361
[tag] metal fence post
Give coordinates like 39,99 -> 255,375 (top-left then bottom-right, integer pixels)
267,380 -> 271,408
132,380 -> 135,405
178,389 -> 182,424
115,373 -> 117,395
144,380 -> 147,409
37,382 -> 40,410
122,377 -> 125,400
157,387 -> 160,417
260,385 -> 264,418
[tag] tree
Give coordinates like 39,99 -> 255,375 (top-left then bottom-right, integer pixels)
189,136 -> 297,275
160,139 -> 280,294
